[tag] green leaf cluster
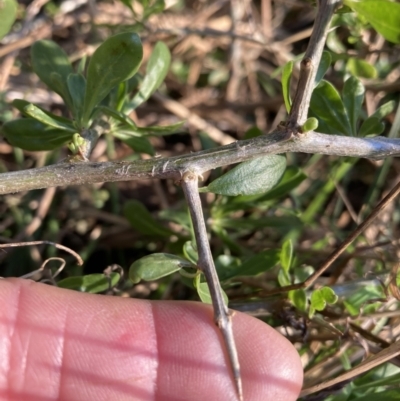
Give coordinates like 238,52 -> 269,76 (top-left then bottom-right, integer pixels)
1,33 -> 178,155
310,76 -> 395,137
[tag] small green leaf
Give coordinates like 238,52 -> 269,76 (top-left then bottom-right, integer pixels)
128,41 -> 171,110
345,0 -> 400,44
67,73 -> 86,127
97,105 -> 137,127
114,130 -> 155,155
194,275 -> 229,305
12,99 -> 73,125
23,103 -> 75,132
129,253 -> 193,283
310,286 -> 338,315
235,250 -> 280,278
0,0 -> 17,40
99,105 -> 183,137
371,100 -> 396,120
346,57 -> 377,79
57,273 -> 120,293
301,117 -> 319,133
183,241 -> 198,265
289,289 -> 307,312
31,40 -> 74,108
201,155 -> 286,196
314,51 -> 332,87
123,199 -> 172,236
278,268 -> 291,286
310,289 -> 327,311
1,118 -> 73,151
343,76 -> 365,136
320,286 -> 339,304
310,80 -> 352,136
280,239 -> 293,273
359,116 -> 384,137
281,61 -> 293,113
83,32 -> 143,126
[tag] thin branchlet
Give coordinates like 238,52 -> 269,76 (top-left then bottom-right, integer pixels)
181,171 -> 243,401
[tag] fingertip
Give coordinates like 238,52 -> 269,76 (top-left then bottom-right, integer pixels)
233,311 -> 303,401
152,301 -> 303,401
0,279 -> 303,401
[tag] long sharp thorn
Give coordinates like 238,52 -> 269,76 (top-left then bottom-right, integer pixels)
181,171 -> 243,401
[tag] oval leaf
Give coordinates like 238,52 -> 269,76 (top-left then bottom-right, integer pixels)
1,118 -> 73,151
0,0 -> 17,40
12,99 -> 74,125
280,239 -> 293,273
278,268 -> 291,287
128,41 -> 171,111
97,105 -> 137,127
67,73 -> 86,127
343,76 -> 365,136
359,116 -> 384,137
310,289 -> 327,311
57,273 -> 120,293
194,276 -> 229,305
314,50 -> 332,88
310,80 -> 352,136
371,100 -> 396,120
216,249 -> 280,281
320,287 -> 339,304
129,253 -> 194,283
346,57 -> 377,79
289,289 -> 307,312
183,241 -> 198,265
202,155 -> 287,196
23,103 -> 75,132
83,32 -> 143,126
31,40 -> 74,107
281,61 -> 293,113
310,286 -> 338,313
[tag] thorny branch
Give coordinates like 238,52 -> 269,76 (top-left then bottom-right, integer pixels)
2,130 -> 400,195
181,172 -> 242,400
288,0 -> 341,127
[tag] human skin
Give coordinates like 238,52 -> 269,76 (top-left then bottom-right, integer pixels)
0,278 -> 303,401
